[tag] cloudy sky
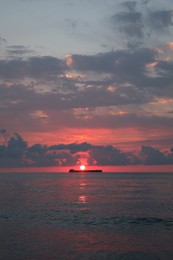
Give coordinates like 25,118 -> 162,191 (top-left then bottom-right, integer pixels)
0,0 -> 173,168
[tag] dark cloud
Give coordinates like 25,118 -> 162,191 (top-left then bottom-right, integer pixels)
0,46 -> 172,103
155,60 -> 173,76
70,48 -> 173,96
110,1 -> 173,49
0,133 -> 173,167
140,146 -> 173,165
0,133 -> 27,167
0,70 -> 150,116
121,1 -> 137,12
6,45 -> 35,56
112,11 -> 143,38
71,48 -> 156,76
71,52 -> 118,73
0,37 -> 7,45
148,10 -> 173,32
88,145 -> 131,165
111,1 -> 144,44
7,133 -> 27,159
26,144 -> 62,167
28,56 -> 66,78
0,56 -> 67,79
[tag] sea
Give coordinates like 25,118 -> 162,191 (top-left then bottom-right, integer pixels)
0,171 -> 173,260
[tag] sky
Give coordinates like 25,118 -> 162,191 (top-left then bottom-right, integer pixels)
0,0 -> 173,169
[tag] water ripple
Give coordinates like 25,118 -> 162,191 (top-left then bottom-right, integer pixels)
2,210 -> 173,230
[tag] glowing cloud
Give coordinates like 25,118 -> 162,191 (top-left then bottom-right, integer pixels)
166,42 -> 173,50
65,54 -> 73,67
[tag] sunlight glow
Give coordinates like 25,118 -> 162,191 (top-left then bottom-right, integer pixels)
80,165 -> 86,171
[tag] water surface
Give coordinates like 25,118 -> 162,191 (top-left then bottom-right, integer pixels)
0,172 -> 173,259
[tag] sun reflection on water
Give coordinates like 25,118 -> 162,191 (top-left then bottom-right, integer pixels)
78,195 -> 87,204
77,180 -> 88,207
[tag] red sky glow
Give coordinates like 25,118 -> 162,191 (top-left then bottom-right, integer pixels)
0,0 -> 173,170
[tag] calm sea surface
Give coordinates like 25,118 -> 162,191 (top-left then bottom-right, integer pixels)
0,172 -> 173,260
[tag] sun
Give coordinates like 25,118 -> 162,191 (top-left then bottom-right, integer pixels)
80,165 -> 86,171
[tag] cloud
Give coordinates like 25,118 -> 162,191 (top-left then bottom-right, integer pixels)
69,47 -> 172,97
0,46 -> 172,106
49,142 -> 93,154
88,145 -> 131,165
0,56 -> 67,79
26,144 -> 61,167
0,44 -> 172,153
110,1 -> 173,49
0,0 -> 173,167
0,133 -> 27,167
70,48 -> 156,76
140,145 -> 173,164
6,45 -> 35,57
122,1 -> 137,12
0,132 -> 173,167
7,133 -> 27,158
112,10 -> 143,39
148,10 -> 173,32
0,37 -> 7,45
110,1 -> 144,49
0,76 -> 173,138
69,47 -> 173,99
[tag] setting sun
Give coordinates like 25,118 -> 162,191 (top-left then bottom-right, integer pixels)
80,165 -> 86,171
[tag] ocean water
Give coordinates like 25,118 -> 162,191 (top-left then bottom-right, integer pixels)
0,172 -> 173,260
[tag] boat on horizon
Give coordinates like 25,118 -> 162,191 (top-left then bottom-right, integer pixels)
69,169 -> 102,173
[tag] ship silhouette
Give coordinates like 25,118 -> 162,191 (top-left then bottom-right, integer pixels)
69,168 -> 102,173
